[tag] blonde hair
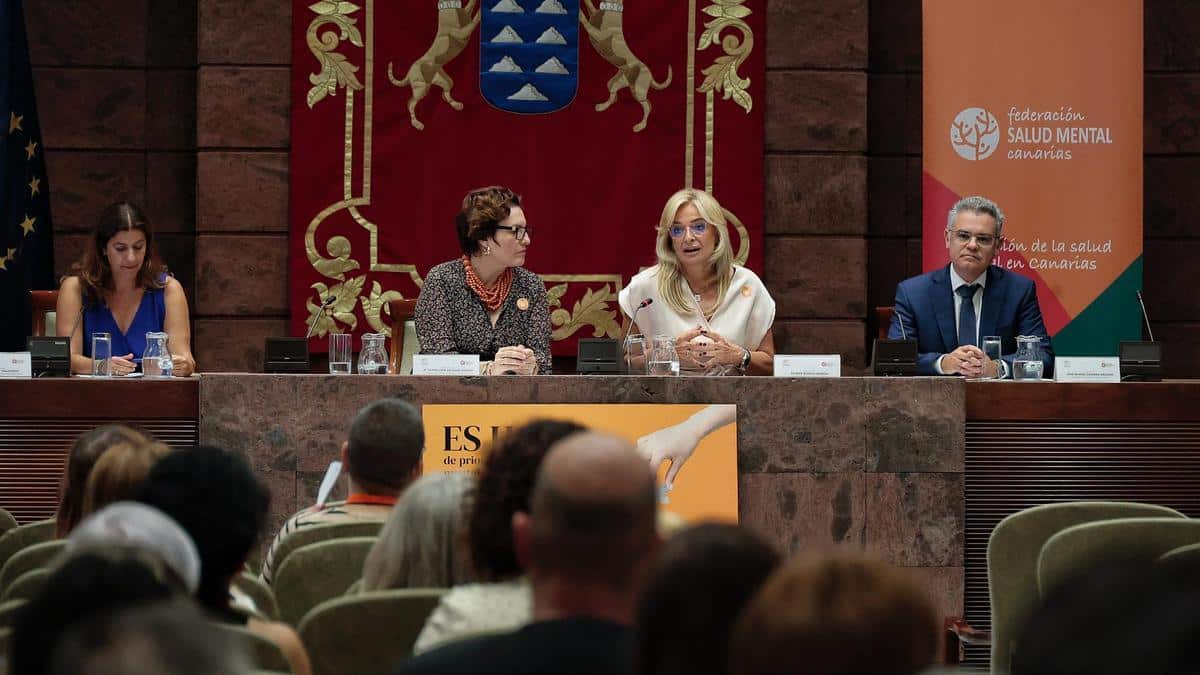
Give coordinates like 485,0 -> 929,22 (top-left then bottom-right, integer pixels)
653,188 -> 735,316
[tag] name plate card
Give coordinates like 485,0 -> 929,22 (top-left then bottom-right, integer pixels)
1053,356 -> 1121,383
774,355 -> 841,378
412,354 -> 481,376
0,352 -> 32,378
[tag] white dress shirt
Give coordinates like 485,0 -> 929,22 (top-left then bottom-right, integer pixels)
935,266 -> 1006,376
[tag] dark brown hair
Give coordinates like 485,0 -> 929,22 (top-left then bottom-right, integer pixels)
69,202 -> 168,304
467,419 -> 584,580
455,186 -> 521,256
56,425 -> 149,537
80,441 -> 172,519
730,554 -> 938,675
635,523 -> 781,675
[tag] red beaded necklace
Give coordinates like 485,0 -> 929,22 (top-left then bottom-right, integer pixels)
462,255 -> 513,312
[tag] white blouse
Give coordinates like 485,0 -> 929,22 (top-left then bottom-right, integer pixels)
412,578 -> 532,654
618,265 -> 776,374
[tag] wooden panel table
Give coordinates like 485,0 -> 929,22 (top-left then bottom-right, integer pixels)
961,381 -> 1200,668
0,378 -> 199,523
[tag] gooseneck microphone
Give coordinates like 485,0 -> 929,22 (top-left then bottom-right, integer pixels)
628,297 -> 653,332
1135,290 -> 1155,342
896,309 -> 908,340
304,295 -> 337,341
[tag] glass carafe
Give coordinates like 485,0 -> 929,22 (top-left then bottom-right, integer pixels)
358,333 -> 389,374
647,334 -> 680,376
1012,335 -> 1044,381
143,331 -> 173,378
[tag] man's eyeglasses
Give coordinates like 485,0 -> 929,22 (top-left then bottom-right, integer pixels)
667,221 -> 709,239
949,229 -> 998,248
495,224 -> 530,242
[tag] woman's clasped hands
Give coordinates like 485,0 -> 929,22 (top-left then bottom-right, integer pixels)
491,345 -> 537,375
673,327 -> 744,371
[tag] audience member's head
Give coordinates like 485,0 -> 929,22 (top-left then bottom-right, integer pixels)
137,445 -> 270,611
9,547 -> 186,675
56,424 -> 148,536
468,419 -> 586,581
730,554 -> 938,675
634,523 -> 781,675
48,601 -> 250,675
80,441 -> 171,520
68,502 -> 201,594
1010,560 -> 1200,675
344,398 -> 425,493
362,471 -> 475,591
514,431 -> 658,617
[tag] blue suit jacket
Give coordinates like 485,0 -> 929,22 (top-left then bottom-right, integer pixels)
888,265 -> 1054,376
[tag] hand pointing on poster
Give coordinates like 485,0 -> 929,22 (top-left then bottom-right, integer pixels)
636,405 -> 736,489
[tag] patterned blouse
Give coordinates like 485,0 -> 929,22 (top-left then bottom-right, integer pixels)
415,260 -> 553,374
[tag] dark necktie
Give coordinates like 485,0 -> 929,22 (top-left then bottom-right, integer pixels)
957,284 -> 979,347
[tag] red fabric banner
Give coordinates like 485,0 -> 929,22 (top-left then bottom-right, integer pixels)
289,0 -> 764,355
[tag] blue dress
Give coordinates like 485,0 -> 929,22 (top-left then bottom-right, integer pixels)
81,280 -> 168,360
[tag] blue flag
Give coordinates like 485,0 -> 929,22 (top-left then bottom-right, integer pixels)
0,0 -> 54,350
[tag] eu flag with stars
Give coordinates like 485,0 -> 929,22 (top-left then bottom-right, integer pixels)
0,0 -> 53,351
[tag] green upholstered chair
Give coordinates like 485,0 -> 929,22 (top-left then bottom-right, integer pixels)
0,568 -> 49,604
1038,517 -> 1200,596
982,501 -> 1185,674
211,623 -> 293,673
297,588 -> 445,675
0,508 -> 17,537
275,537 -> 376,626
0,599 -> 26,631
0,519 -> 54,579
235,571 -> 280,620
267,520 -> 383,581
1157,541 -> 1200,586
0,540 -> 65,595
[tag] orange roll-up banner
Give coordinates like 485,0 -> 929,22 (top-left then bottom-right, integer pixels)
922,1 -> 1143,355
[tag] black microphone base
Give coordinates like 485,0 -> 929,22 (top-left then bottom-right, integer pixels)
1119,341 -> 1162,382
264,337 -> 310,374
871,338 -> 918,377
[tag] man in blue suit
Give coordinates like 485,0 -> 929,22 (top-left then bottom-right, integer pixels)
888,195 -> 1053,378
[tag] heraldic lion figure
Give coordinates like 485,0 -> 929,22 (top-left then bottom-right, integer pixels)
388,0 -> 481,131
580,0 -> 673,132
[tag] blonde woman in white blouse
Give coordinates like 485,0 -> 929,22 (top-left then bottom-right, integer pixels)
618,188 -> 776,376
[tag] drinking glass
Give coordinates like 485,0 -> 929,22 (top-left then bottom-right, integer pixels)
91,332 -> 112,377
982,336 -> 1002,380
647,334 -> 680,376
328,333 -> 352,374
623,333 -> 647,374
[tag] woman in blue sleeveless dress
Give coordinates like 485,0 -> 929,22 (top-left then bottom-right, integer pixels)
56,202 -> 196,376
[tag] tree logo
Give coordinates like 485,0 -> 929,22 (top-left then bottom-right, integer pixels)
950,107 -> 1000,160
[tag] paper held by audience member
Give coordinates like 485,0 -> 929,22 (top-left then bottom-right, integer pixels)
316,461 -> 343,507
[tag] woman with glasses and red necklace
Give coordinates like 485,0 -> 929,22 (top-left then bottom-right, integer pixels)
618,188 -> 776,376
415,186 -> 551,375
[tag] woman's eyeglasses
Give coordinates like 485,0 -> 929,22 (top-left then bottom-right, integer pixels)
667,221 -> 709,239
495,224 -> 530,242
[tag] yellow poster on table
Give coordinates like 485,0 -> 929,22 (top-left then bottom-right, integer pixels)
421,404 -> 738,523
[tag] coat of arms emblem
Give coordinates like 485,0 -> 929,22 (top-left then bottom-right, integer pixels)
479,0 -> 580,113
